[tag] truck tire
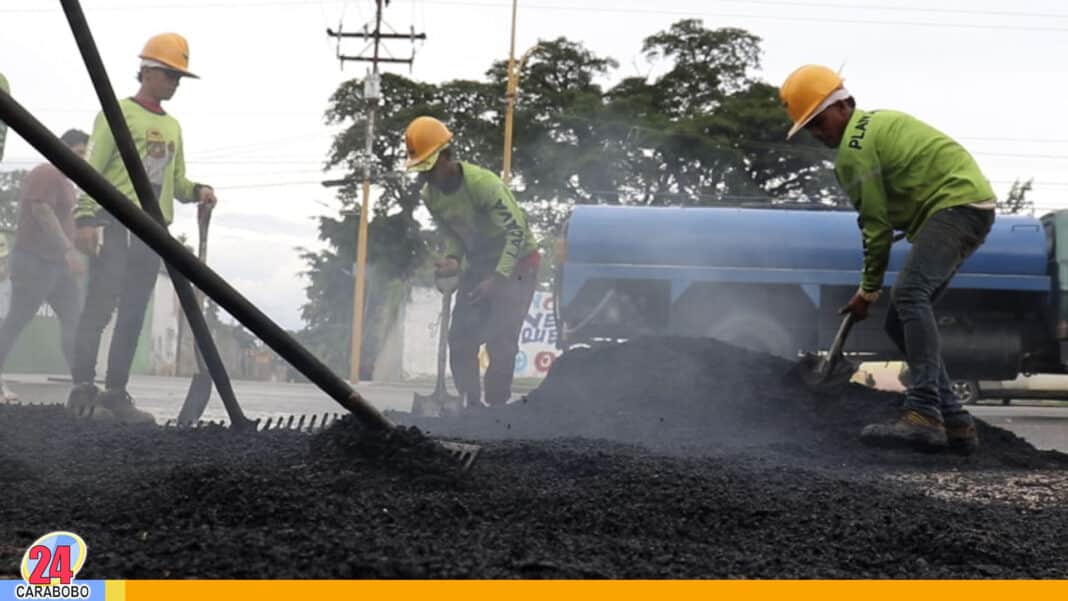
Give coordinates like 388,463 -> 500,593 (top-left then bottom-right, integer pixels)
705,312 -> 796,359
951,380 -> 980,405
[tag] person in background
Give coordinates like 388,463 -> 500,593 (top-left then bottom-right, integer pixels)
0,130 -> 89,401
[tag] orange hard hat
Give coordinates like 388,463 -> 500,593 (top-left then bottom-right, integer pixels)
779,64 -> 845,139
139,33 -> 198,79
404,116 -> 453,172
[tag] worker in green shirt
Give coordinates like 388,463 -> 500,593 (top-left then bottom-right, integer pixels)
780,65 -> 995,453
0,72 -> 9,162
404,116 -> 540,412
68,33 -> 217,424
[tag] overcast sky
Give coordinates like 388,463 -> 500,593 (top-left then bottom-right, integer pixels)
3,0 -> 1068,330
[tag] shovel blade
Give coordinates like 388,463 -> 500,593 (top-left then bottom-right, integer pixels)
411,393 -> 441,417
412,392 -> 464,418
176,373 -> 213,427
797,352 -> 859,395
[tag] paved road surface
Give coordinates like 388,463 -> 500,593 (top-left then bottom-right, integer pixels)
4,374 -> 1066,452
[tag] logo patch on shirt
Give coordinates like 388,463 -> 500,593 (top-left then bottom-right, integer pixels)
848,114 -> 872,149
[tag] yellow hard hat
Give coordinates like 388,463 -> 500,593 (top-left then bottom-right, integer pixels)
139,33 -> 198,79
404,116 -> 453,172
779,64 -> 844,139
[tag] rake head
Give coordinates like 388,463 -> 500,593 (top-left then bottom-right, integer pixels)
435,440 -> 481,472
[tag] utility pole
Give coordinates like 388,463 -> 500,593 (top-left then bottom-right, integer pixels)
327,1 -> 425,383
502,0 -> 519,185
502,0 -> 536,186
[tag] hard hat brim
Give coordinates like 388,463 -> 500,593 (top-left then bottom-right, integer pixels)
786,113 -> 816,140
405,144 -> 446,173
785,86 -> 851,140
139,56 -> 199,79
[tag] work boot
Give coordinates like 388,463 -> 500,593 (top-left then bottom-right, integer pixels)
96,389 -> 155,425
943,411 -> 979,455
66,383 -> 112,419
860,409 -> 948,451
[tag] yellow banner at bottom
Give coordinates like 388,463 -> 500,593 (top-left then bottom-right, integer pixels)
119,580 -> 1068,601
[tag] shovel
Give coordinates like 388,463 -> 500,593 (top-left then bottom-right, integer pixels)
175,203 -> 215,426
412,276 -> 463,418
796,312 -> 859,395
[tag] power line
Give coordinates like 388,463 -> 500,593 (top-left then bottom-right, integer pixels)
546,112 -> 1068,164
5,0 -> 1068,34
0,1 -> 340,13
214,180 -> 326,190
413,0 -> 1068,34
6,0 -> 1068,21
662,0 -> 1068,20
958,135 -> 1068,145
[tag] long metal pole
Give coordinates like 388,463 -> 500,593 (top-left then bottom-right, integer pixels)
0,89 -> 393,432
502,0 -> 519,184
350,113 -> 372,383
350,0 -> 384,383
58,0 -> 247,427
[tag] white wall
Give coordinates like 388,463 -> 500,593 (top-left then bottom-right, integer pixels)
398,286 -> 561,380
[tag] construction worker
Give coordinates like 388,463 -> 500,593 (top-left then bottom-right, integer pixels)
780,65 -> 995,454
0,130 -> 90,402
404,116 -> 540,411
68,33 -> 216,424
0,71 -> 9,162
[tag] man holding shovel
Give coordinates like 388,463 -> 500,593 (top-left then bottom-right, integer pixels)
779,65 -> 995,453
404,116 -> 540,412
69,33 -> 216,424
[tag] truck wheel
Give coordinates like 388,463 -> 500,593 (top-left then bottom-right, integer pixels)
706,312 -> 796,359
951,380 -> 980,405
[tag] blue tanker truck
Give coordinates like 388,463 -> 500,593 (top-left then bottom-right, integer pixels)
553,205 -> 1068,398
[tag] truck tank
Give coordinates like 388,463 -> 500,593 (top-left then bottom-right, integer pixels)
557,205 -> 1054,379
561,206 -> 1049,306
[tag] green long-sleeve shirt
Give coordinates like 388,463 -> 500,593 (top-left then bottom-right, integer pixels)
75,98 -> 197,226
0,73 -> 9,162
834,109 -> 995,293
421,161 -> 538,278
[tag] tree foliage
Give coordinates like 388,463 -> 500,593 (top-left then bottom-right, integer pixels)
298,20 -> 840,377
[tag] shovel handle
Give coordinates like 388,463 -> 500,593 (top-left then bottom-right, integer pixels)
433,291 -> 453,394
823,313 -> 857,374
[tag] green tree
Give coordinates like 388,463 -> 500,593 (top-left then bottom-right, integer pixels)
297,72 -> 500,378
602,20 -> 840,208
488,38 -> 620,228
298,22 -> 839,375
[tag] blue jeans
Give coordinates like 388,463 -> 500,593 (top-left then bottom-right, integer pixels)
885,206 -> 994,420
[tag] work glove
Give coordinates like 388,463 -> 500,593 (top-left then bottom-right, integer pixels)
839,289 -> 879,321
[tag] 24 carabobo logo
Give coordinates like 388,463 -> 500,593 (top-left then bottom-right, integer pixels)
16,531 -> 90,600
